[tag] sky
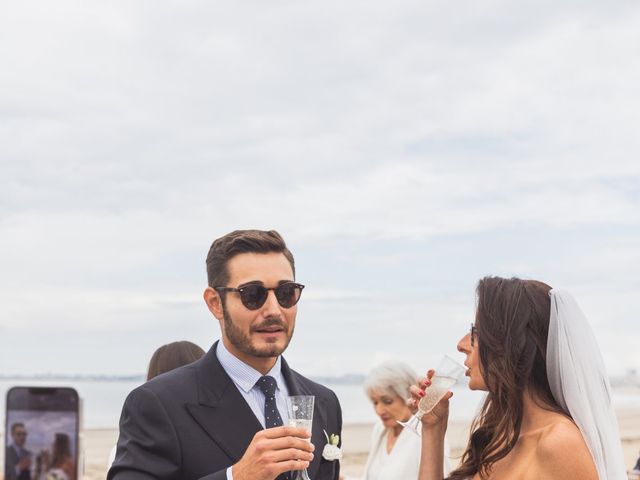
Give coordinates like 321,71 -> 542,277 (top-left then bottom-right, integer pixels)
1,0 -> 639,378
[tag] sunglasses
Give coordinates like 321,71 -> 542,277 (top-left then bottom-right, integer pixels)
215,282 -> 305,310
470,323 -> 478,347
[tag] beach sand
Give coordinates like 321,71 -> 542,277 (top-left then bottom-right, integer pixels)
71,408 -> 640,479
3,408 -> 639,479
340,409 -> 640,478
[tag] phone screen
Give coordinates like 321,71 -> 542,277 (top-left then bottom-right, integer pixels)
5,387 -> 79,480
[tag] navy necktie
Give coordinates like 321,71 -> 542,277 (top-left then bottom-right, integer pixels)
256,376 -> 290,480
256,375 -> 284,428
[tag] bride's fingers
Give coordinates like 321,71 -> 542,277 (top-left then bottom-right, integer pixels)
432,391 -> 454,416
406,396 -> 418,413
421,376 -> 432,389
421,391 -> 454,424
414,376 -> 432,392
409,384 -> 425,400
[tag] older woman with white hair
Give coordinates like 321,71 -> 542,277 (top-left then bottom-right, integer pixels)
362,361 -> 450,480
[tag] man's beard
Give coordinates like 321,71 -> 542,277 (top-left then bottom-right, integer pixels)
222,302 -> 293,358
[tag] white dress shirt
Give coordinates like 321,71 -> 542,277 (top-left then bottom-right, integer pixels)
216,341 -> 290,480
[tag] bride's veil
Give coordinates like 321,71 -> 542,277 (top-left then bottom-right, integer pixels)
546,289 -> 627,480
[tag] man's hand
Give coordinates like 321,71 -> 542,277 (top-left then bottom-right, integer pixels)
17,455 -> 32,471
232,426 -> 314,480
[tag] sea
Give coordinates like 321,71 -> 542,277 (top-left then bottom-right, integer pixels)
1,378 -> 639,430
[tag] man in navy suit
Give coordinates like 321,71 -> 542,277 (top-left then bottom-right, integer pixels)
109,230 -> 342,480
5,423 -> 32,480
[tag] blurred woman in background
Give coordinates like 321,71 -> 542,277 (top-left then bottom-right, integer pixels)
107,340 -> 205,469
362,361 -> 450,480
146,340 -> 205,380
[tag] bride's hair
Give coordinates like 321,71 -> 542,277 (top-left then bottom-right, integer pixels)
448,276 -> 565,480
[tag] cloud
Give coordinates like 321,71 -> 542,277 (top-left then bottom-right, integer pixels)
1,0 -> 639,375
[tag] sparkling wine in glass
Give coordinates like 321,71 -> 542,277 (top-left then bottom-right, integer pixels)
287,395 -> 315,480
399,355 -> 466,435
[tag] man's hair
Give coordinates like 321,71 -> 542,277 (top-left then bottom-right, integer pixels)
11,422 -> 25,434
206,229 -> 295,288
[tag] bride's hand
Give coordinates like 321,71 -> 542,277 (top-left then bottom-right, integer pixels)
408,369 -> 452,430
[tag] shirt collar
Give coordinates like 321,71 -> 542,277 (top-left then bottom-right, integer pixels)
216,340 -> 285,393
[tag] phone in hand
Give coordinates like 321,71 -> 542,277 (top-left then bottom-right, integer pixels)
4,387 -> 80,480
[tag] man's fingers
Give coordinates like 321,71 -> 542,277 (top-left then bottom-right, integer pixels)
259,435 -> 316,453
274,458 -> 312,474
270,447 -> 314,463
260,426 -> 311,440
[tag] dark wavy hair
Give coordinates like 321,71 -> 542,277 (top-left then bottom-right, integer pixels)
51,432 -> 72,468
448,276 -> 566,480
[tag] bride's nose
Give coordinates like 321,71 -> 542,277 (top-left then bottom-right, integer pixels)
457,333 -> 471,353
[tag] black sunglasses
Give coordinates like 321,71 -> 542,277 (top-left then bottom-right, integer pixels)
470,323 -> 478,347
215,282 -> 305,310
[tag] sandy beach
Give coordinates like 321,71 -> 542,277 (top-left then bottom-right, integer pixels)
1,408 -> 630,479
1,406 -> 638,479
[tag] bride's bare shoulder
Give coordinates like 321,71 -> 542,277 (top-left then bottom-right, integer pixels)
536,417 -> 597,479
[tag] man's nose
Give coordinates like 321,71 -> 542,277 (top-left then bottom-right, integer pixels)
261,290 -> 282,315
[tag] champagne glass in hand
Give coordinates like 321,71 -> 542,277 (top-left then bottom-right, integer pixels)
399,355 -> 465,435
287,395 -> 315,480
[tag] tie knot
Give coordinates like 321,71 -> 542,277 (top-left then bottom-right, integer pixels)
257,375 -> 278,397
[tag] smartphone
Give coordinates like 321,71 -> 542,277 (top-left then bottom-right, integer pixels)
4,387 -> 80,480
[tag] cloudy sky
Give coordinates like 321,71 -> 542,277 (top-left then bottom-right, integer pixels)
1,0 -> 639,378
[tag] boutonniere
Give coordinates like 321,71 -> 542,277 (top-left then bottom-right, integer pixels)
322,429 -> 343,461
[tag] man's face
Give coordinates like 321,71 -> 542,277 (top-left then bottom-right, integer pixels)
12,426 -> 27,447
216,252 -> 297,361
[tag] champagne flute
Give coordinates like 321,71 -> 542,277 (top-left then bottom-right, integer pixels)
287,395 -> 315,480
398,355 -> 466,435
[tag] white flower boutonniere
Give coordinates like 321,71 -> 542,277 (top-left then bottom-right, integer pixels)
322,430 -> 343,461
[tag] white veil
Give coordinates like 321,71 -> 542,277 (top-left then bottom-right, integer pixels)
546,289 -> 627,480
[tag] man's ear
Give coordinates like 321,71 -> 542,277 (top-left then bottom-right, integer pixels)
203,287 -> 224,320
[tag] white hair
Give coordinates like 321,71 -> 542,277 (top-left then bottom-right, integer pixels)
363,360 -> 417,400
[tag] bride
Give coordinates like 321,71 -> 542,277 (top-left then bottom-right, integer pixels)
412,276 -> 627,480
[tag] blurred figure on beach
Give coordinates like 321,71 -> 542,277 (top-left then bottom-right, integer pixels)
361,361 -> 450,480
146,340 -> 206,380
412,276 -> 626,480
5,422 -> 32,480
4,422 -> 32,480
45,433 -> 75,480
631,449 -> 640,476
107,340 -> 205,468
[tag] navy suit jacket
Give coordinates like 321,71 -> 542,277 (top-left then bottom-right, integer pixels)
5,445 -> 31,480
108,342 -> 342,480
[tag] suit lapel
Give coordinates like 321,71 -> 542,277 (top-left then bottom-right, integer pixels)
184,344 -> 330,477
281,359 -> 328,478
185,342 -> 263,465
